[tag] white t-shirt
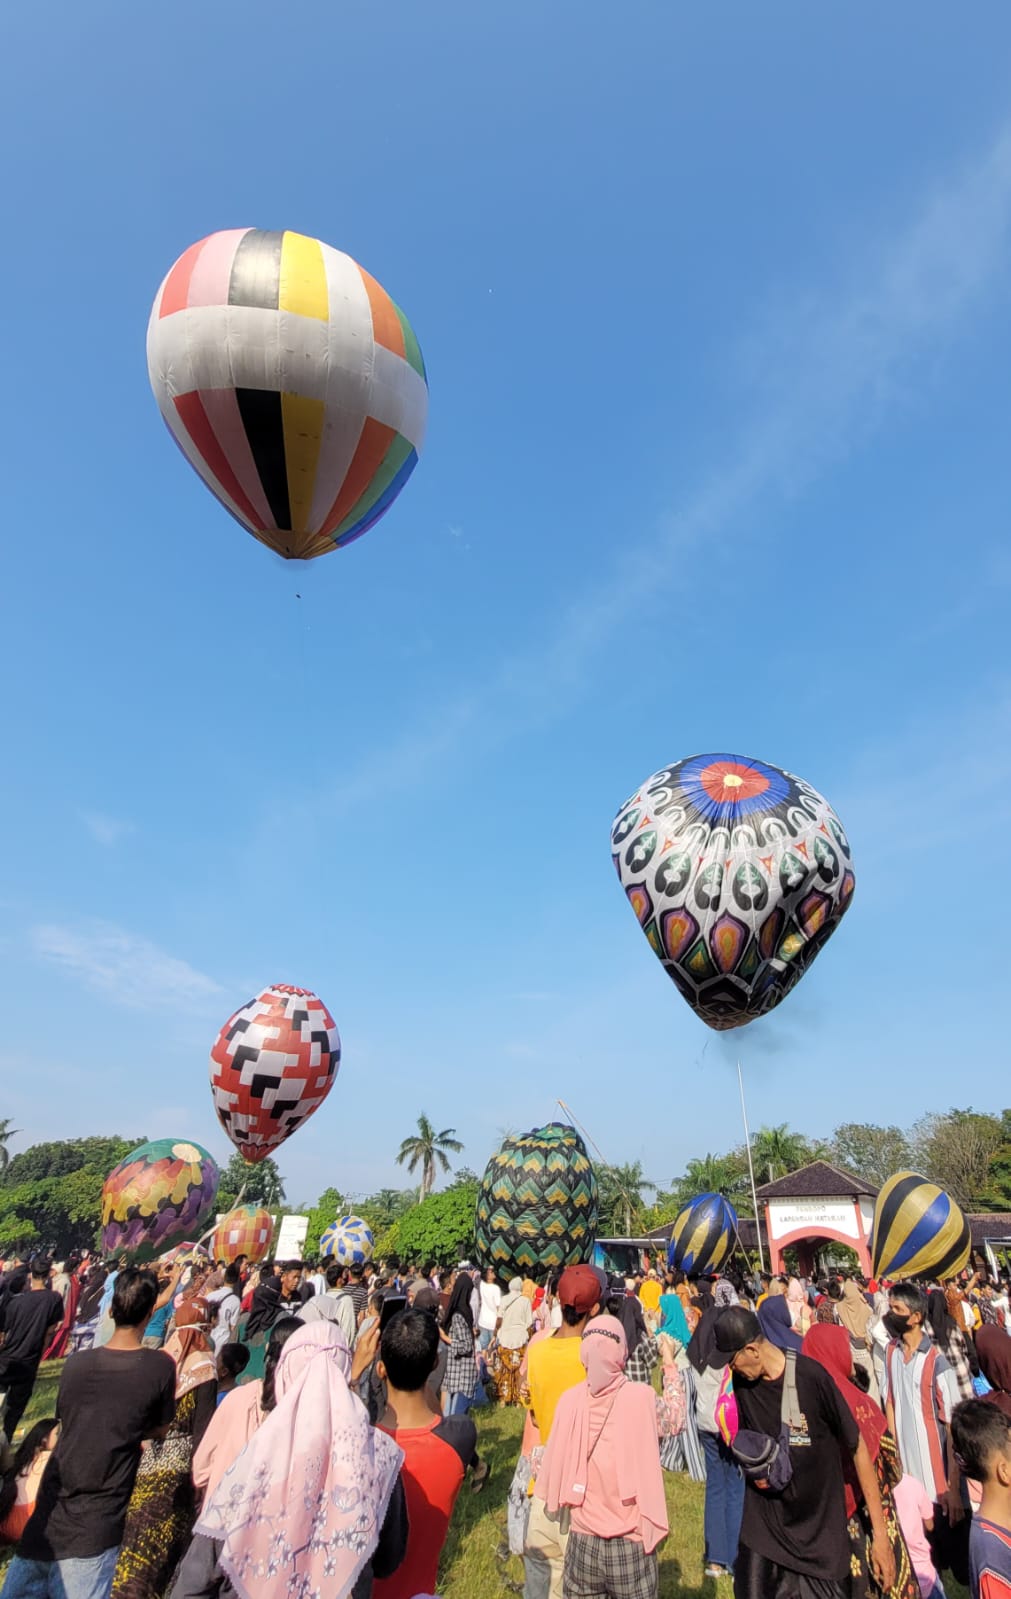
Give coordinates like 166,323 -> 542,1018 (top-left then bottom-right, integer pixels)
478,1281 -> 502,1331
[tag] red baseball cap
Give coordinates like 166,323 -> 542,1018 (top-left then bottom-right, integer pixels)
557,1264 -> 603,1315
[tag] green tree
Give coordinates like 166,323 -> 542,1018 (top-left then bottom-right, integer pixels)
831,1123 -> 910,1186
216,1153 -> 286,1213
597,1162 -> 656,1235
303,1186 -> 347,1259
357,1188 -> 416,1235
0,1119 -> 21,1173
395,1114 -> 463,1201
379,1182 -> 477,1266
3,1136 -> 143,1188
750,1124 -> 819,1186
912,1108 -> 1004,1209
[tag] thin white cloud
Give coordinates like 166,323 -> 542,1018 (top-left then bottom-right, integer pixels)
31,920 -> 221,1009
314,119 -> 1011,816
81,811 -> 134,847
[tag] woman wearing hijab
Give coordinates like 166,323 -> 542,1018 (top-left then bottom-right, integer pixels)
239,1271 -> 284,1380
976,1326 -> 1011,1419
838,1277 -> 879,1400
171,1322 -> 407,1599
536,1313 -> 668,1598
786,1277 -> 811,1335
439,1271 -> 478,1416
686,1310 -> 743,1579
757,1294 -> 804,1352
112,1300 -> 219,1599
193,1316 -> 303,1502
68,1263 -> 107,1352
658,1289 -> 691,1348
803,1323 -> 920,1599
493,1277 -> 534,1405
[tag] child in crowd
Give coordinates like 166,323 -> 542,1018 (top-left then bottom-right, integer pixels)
951,1399 -> 1011,1598
214,1343 -> 250,1404
893,1474 -> 946,1599
0,1420 -> 58,1546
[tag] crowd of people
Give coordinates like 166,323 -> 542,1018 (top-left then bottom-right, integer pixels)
2,1248 -> 1011,1598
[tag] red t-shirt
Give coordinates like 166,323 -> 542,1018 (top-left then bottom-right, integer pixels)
373,1415 -> 475,1599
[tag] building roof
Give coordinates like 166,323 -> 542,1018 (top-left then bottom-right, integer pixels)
755,1160 -> 879,1201
970,1214 -> 1011,1246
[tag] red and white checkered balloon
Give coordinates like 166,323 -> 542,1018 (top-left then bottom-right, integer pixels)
209,985 -> 341,1163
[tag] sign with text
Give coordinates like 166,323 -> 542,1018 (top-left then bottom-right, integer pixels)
768,1198 -> 860,1240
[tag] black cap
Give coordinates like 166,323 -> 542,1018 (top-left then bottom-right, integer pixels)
714,1307 -> 761,1354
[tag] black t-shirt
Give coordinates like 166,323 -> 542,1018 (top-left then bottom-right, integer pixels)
0,1288 -> 64,1367
20,1346 -> 176,1560
734,1352 -> 859,1579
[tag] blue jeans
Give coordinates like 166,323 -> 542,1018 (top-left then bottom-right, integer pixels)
701,1429 -> 744,1569
444,1388 -> 472,1416
2,1549 -> 120,1599
478,1327 -> 494,1351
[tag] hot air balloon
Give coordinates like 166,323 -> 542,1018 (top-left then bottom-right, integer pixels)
612,753 -> 855,1031
474,1122 -> 599,1281
320,1215 -> 374,1266
667,1193 -> 738,1275
210,985 -> 341,1163
211,1204 -> 275,1266
147,229 -> 427,561
101,1139 -> 219,1264
871,1172 -> 971,1282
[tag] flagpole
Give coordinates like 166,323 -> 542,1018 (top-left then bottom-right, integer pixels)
738,1060 -> 765,1272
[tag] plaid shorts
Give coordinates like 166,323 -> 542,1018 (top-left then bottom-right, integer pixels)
563,1531 -> 658,1599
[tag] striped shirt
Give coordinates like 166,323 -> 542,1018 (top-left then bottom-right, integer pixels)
970,1515 -> 1011,1597
881,1334 -> 959,1498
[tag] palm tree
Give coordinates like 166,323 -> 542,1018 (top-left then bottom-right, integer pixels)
750,1124 -> 813,1185
396,1114 -> 463,1201
602,1161 -> 656,1235
0,1119 -> 21,1175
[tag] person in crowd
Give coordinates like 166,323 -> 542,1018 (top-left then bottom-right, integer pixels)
817,1279 -> 844,1326
240,1268 -> 287,1380
757,1293 -> 804,1354
524,1264 -> 603,1599
838,1276 -> 879,1400
785,1278 -> 811,1336
803,1322 -> 920,1598
950,1399 -> 1011,1597
440,1272 -> 478,1418
0,1422 -> 58,1547
639,1270 -> 662,1318
42,1264 -> 79,1364
926,1289 -> 978,1404
111,1299 -> 218,1599
139,1264 -> 184,1352
493,1278 -> 533,1405
687,1309 -> 743,1579
1,1268 -> 176,1599
607,1278 -> 660,1386
193,1317 -> 303,1503
373,1309 -> 478,1598
881,1284 -> 963,1518
893,1475 -> 947,1599
0,1261 -> 64,1437
537,1312 -> 668,1598
658,1284 -> 691,1348
347,1263 -> 370,1321
204,1266 -> 241,1355
275,1261 -> 305,1314
214,1343 -> 249,1404
977,1328 -> 1011,1421
69,1264 -> 108,1353
297,1261 -> 358,1342
715,1305 -> 896,1599
169,1321 -> 406,1599
478,1267 -> 502,1352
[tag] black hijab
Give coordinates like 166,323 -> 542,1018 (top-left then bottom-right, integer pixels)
616,1292 -> 647,1354
246,1275 -> 282,1338
76,1266 -> 108,1324
446,1272 -> 474,1329
686,1308 -> 725,1374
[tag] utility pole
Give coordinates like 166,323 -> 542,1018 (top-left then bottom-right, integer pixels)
738,1061 -> 766,1272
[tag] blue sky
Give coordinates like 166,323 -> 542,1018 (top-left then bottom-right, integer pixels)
2,3 -> 1010,1210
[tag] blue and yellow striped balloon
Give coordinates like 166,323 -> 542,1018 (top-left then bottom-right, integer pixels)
871,1171 -> 971,1281
320,1214 -> 374,1266
667,1192 -> 737,1275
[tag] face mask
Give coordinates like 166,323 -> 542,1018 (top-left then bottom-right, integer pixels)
883,1311 -> 911,1339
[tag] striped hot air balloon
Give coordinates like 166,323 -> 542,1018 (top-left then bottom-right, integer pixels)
871,1171 -> 971,1282
667,1192 -> 737,1275
474,1123 -> 599,1281
147,229 -> 427,561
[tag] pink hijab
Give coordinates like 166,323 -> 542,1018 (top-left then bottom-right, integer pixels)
536,1314 -> 668,1554
195,1321 -> 403,1599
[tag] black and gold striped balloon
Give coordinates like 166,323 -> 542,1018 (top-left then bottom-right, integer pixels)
667,1191 -> 737,1275
871,1171 -> 971,1281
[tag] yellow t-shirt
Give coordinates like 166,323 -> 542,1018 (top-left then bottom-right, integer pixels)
526,1335 -> 586,1443
639,1280 -> 662,1314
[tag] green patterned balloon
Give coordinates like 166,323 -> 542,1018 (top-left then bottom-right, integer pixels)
474,1122 -> 599,1280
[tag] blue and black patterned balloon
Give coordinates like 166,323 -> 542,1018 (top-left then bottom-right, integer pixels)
667,1192 -> 737,1275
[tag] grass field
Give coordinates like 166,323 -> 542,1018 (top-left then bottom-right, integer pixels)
11,1365 -> 970,1598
